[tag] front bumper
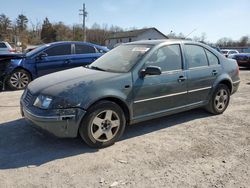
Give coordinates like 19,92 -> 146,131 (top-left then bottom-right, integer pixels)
21,104 -> 86,138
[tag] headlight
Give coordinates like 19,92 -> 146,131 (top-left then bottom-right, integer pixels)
33,95 -> 52,109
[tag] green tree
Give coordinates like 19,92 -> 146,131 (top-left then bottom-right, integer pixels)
41,17 -> 56,43
53,22 -> 73,41
16,14 -> 28,32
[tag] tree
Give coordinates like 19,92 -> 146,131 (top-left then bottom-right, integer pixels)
72,24 -> 83,41
200,32 -> 207,42
216,37 -> 234,47
16,14 -> 28,32
0,14 -> 11,33
28,20 -> 42,45
192,32 -> 207,42
53,22 -> 73,41
239,36 -> 249,46
41,17 -> 56,43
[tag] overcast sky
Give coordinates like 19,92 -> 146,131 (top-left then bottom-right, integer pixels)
1,0 -> 250,42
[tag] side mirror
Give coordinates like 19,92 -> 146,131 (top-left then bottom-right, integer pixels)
140,66 -> 162,77
37,52 -> 48,60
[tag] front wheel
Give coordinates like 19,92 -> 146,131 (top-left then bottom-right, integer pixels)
79,100 -> 126,148
205,84 -> 230,114
7,69 -> 31,90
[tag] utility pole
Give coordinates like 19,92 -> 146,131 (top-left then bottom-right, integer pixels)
79,3 -> 88,42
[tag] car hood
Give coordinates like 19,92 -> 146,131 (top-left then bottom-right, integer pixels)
28,67 -> 120,96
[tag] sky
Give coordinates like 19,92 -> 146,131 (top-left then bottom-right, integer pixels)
1,0 -> 250,43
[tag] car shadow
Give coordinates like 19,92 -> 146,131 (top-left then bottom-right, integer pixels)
123,108 -> 210,140
0,108 -> 211,169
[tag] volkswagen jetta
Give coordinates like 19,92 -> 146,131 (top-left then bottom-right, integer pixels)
20,40 -> 240,148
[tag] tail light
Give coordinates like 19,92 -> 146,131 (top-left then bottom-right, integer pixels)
9,49 -> 16,52
236,64 -> 240,76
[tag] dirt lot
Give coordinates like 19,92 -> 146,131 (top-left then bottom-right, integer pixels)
0,69 -> 249,188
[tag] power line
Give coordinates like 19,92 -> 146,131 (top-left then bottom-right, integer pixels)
79,3 -> 88,42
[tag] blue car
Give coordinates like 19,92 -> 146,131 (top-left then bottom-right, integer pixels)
0,41 -> 109,90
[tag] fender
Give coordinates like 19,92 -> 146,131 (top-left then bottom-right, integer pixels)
206,73 -> 233,102
80,88 -> 132,122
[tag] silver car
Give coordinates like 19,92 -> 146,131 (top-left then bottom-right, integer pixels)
0,41 -> 15,54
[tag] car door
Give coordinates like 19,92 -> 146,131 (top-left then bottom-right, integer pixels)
132,44 -> 188,118
70,44 -> 101,68
184,44 -> 222,104
36,44 -> 73,76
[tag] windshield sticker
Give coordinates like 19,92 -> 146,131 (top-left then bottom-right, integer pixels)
132,47 -> 150,52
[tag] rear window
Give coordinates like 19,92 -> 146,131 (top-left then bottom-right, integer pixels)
0,43 -> 7,48
205,49 -> 219,65
75,44 -> 96,54
184,44 -> 208,68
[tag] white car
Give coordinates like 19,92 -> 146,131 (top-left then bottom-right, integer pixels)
0,41 -> 15,54
221,49 -> 239,58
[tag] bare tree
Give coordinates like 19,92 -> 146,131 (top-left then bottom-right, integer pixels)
0,14 -> 12,40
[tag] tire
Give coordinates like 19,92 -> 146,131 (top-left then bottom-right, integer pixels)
205,84 -> 230,115
79,100 -> 126,148
7,69 -> 31,90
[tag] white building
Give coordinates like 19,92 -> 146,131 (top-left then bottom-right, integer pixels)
105,27 -> 168,49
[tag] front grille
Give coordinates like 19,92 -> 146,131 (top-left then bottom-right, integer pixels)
23,90 -> 33,106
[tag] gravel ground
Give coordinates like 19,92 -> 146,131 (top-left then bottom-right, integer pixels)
0,69 -> 249,188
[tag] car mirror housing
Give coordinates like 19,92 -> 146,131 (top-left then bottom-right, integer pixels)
37,52 -> 48,60
140,66 -> 162,77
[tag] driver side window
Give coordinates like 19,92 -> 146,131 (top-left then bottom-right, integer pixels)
145,44 -> 182,71
43,44 -> 72,57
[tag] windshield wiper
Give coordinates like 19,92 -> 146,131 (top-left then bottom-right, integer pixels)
89,65 -> 106,71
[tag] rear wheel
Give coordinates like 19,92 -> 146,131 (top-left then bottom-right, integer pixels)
79,100 -> 126,148
205,84 -> 230,114
7,69 -> 31,90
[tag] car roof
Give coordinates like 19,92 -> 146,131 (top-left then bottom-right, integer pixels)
127,39 -> 184,45
126,39 -> 211,47
47,41 -> 108,50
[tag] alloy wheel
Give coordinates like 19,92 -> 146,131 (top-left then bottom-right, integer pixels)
90,110 -> 120,142
214,89 -> 228,111
10,71 -> 30,89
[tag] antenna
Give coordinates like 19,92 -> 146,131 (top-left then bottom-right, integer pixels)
185,28 -> 197,39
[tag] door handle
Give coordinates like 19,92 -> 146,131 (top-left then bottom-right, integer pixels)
212,70 -> 218,76
65,59 -> 71,64
178,75 -> 187,82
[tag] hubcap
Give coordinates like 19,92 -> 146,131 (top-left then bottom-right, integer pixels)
214,89 -> 228,111
90,110 -> 120,142
10,72 -> 29,89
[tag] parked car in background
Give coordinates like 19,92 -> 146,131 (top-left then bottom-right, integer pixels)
21,40 -> 240,148
221,49 -> 239,58
25,45 -> 41,53
0,41 -> 109,90
0,41 -> 16,54
229,53 -> 250,67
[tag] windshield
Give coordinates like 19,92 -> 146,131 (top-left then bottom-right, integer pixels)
26,44 -> 50,57
89,44 -> 152,73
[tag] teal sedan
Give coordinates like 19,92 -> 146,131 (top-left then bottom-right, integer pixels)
20,40 -> 240,148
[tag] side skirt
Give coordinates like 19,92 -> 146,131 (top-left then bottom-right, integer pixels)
130,101 -> 206,125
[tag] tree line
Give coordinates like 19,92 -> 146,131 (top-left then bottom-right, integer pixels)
0,13 -> 249,49
0,13 -> 124,49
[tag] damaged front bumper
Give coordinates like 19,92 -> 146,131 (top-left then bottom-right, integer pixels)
21,103 -> 86,138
